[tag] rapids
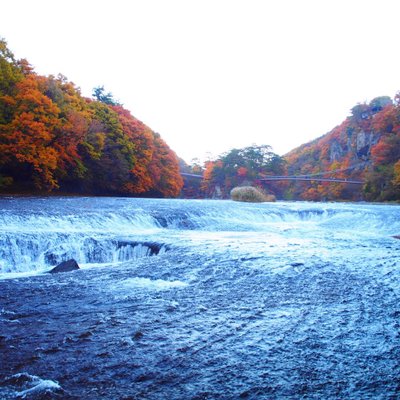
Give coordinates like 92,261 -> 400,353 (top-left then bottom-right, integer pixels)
0,197 -> 399,398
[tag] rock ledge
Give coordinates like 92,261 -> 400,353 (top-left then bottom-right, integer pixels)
49,259 -> 80,274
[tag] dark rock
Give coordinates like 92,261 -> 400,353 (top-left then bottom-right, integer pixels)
133,331 -> 144,340
116,240 -> 168,255
78,330 -> 93,339
393,235 -> 400,240
49,259 -> 80,274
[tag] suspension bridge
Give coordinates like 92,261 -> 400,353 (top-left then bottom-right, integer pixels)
181,162 -> 367,184
258,176 -> 363,184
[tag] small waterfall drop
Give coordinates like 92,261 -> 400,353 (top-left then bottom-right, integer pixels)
0,197 -> 399,274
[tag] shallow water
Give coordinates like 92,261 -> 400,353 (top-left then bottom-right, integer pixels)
0,197 -> 400,399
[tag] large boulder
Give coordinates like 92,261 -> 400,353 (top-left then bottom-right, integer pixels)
49,259 -> 80,274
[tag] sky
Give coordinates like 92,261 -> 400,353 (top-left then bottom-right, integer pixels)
2,0 -> 400,163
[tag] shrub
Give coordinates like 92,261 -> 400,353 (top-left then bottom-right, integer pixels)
230,186 -> 276,203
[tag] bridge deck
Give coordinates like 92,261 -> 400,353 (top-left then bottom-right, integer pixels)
259,177 -> 363,184
181,173 -> 364,184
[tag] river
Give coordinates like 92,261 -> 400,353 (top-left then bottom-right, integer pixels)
0,197 -> 399,399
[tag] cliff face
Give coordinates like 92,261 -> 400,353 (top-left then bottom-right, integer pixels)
329,129 -> 378,162
286,127 -> 376,178
284,96 -> 400,201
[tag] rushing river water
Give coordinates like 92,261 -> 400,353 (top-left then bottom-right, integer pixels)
0,197 -> 400,399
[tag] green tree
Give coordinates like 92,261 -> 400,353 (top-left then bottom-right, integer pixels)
43,74 -> 91,183
80,101 -> 135,193
92,85 -> 120,106
203,144 -> 285,197
0,38 -> 23,94
0,38 -> 23,124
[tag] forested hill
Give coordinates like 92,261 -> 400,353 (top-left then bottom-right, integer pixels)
284,96 -> 400,201
0,39 -> 183,197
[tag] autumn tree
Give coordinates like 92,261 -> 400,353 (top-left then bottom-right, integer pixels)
363,94 -> 400,201
78,101 -> 135,193
0,74 -> 61,189
0,39 -> 183,197
201,145 -> 285,198
42,74 -> 91,183
0,39 -> 23,99
147,133 -> 183,197
0,38 -> 24,171
285,94 -> 399,201
393,161 -> 400,188
112,105 -> 154,194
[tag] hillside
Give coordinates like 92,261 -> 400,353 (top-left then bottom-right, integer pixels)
0,39 -> 183,197
284,96 -> 400,201
182,96 -> 400,202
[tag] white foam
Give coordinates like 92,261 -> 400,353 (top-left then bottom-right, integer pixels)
1,199 -> 400,275
0,212 -> 160,234
0,268 -> 47,280
0,235 -> 167,273
119,277 -> 188,290
16,379 -> 61,397
10,373 -> 62,398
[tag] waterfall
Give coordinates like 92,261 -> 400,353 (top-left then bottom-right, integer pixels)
1,197 -> 399,274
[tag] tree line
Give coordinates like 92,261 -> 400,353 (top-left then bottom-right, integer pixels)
2,37 -> 399,202
0,39 -> 183,197
184,95 -> 400,202
285,96 -> 400,201
182,145 -> 287,199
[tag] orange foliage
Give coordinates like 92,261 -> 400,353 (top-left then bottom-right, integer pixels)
0,75 -> 61,189
112,106 -> 183,196
0,41 -> 183,197
112,106 -> 154,193
393,160 -> 400,187
237,166 -> 248,177
148,134 -> 183,197
371,135 -> 400,165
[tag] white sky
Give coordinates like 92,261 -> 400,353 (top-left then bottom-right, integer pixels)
2,0 -> 400,163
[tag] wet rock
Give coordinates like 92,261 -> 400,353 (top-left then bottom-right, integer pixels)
133,331 -> 144,340
135,373 -> 155,382
78,331 -> 93,339
116,240 -> 168,255
290,262 -> 305,267
49,259 -> 80,274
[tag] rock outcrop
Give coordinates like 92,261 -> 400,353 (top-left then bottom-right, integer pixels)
49,259 -> 80,274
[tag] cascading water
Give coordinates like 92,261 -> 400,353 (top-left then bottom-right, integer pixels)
0,234 -> 168,273
0,198 -> 168,273
0,197 -> 400,399
1,197 -> 399,275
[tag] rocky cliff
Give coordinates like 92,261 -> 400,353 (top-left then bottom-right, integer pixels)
284,96 -> 400,201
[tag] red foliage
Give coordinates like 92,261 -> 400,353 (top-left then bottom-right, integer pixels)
0,42 -> 183,197
0,75 -> 61,189
112,106 -> 183,196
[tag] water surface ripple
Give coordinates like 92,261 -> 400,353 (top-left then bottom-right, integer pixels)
0,197 -> 399,399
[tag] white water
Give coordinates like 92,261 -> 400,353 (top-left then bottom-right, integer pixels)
1,197 -> 400,399
0,372 -> 62,399
117,277 -> 189,291
0,197 -> 399,275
